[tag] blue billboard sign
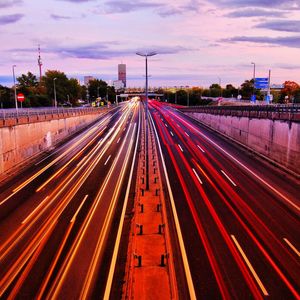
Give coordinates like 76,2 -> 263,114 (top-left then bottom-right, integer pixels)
255,78 -> 269,89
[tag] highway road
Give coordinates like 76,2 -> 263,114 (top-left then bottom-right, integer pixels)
150,100 -> 300,299
0,99 -> 299,299
0,100 -> 141,299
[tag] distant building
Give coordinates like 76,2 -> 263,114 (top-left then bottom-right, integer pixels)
113,80 -> 125,91
84,76 -> 94,86
118,64 -> 126,87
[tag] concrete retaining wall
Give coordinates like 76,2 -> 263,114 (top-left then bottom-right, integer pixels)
0,113 -> 103,176
186,112 -> 300,175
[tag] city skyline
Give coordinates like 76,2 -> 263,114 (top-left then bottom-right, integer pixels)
0,0 -> 300,88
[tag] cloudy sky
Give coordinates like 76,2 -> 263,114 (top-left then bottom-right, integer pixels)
1,0 -> 300,87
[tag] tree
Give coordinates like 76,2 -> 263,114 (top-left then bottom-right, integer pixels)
80,85 -> 87,101
43,70 -> 70,106
16,72 -> 42,107
189,87 -> 203,105
17,72 -> 38,90
223,84 -> 238,98
281,81 -> 300,103
0,85 -> 12,108
67,78 -> 81,105
88,79 -> 108,101
209,83 -> 221,97
240,79 -> 254,99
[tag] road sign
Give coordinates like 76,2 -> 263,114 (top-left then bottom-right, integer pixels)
251,95 -> 256,102
17,93 -> 25,102
255,78 -> 269,89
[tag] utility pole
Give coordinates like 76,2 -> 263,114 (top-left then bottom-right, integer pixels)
136,51 -> 157,191
267,69 -> 271,104
12,65 -> 18,113
251,62 -> 256,102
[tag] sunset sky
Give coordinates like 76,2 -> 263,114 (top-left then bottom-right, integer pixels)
1,0 -> 300,88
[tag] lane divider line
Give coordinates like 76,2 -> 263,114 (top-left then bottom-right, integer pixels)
70,195 -> 88,223
197,144 -> 205,153
283,238 -> 300,257
104,155 -> 112,166
231,235 -> 269,296
172,113 -> 300,212
221,170 -> 237,187
192,168 -> 203,185
103,108 -> 141,299
150,113 -> 197,300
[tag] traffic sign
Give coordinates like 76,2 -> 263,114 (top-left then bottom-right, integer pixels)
255,78 -> 269,89
17,93 -> 25,102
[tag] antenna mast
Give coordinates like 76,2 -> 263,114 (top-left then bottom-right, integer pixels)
38,44 -> 43,82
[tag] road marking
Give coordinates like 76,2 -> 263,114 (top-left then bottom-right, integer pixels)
70,195 -> 88,223
192,168 -> 203,184
104,155 -> 111,166
150,113 -> 197,300
197,144 -> 205,153
185,132 -> 190,137
0,120 -> 112,206
103,114 -> 141,299
117,137 -> 121,144
165,123 -> 168,127
21,196 -> 49,224
284,238 -> 300,257
170,131 -> 174,137
231,235 -> 269,296
178,144 -> 184,152
221,170 -> 237,187
173,113 -> 300,212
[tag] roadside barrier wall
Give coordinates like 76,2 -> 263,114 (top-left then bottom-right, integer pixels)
185,112 -> 300,176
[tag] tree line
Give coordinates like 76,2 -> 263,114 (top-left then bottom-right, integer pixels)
0,70 -> 115,108
0,70 -> 299,108
160,80 -> 300,106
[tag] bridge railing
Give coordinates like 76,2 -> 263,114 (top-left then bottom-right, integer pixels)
0,107 -> 111,120
180,104 -> 300,113
179,104 -> 300,121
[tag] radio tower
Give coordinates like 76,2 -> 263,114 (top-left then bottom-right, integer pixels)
38,44 -> 43,82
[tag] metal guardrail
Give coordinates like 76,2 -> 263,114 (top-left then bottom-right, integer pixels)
179,104 -> 300,122
0,107 -> 110,120
180,104 -> 300,113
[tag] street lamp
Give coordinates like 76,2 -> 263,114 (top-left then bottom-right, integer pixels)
251,62 -> 256,102
136,51 -> 157,191
12,65 -> 18,112
53,78 -> 57,108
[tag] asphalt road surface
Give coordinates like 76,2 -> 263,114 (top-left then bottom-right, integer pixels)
0,99 -> 299,299
0,100 -> 141,299
150,100 -> 300,299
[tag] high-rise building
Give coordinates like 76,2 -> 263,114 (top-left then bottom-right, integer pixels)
84,76 -> 94,86
118,64 -> 126,87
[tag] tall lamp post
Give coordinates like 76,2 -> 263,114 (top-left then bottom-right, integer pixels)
12,65 -> 18,113
53,78 -> 57,108
251,62 -> 256,102
136,51 -> 157,191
